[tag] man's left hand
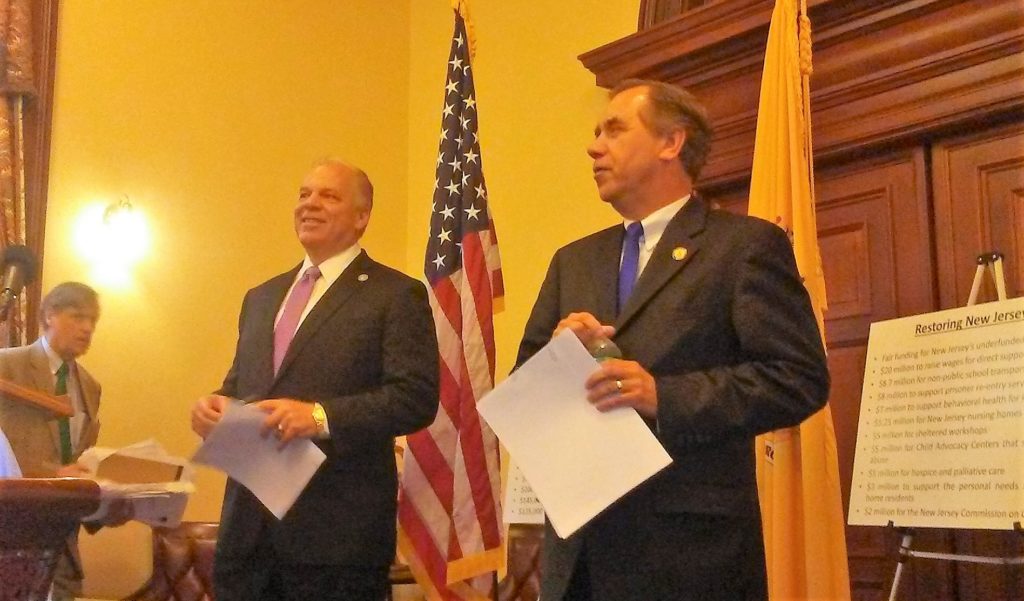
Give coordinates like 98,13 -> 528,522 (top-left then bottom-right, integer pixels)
585,359 -> 658,418
252,399 -> 319,447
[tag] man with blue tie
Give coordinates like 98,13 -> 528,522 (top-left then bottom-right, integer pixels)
0,281 -> 102,600
191,159 -> 439,601
515,80 -> 830,600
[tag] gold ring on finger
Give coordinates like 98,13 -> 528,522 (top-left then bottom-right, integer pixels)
615,379 -> 623,391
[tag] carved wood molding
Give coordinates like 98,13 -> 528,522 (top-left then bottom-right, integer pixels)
580,0 -> 1024,189
22,0 -> 59,341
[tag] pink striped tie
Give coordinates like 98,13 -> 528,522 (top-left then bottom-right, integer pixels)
273,265 -> 321,375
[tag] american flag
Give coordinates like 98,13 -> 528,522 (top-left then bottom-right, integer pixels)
398,9 -> 504,600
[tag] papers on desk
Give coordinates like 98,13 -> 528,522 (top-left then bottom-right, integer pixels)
192,402 -> 326,519
78,440 -> 194,527
478,331 -> 672,539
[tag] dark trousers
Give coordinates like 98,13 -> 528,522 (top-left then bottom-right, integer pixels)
215,538 -> 390,601
561,549 -> 592,601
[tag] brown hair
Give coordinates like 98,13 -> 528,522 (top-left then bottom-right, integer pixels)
39,282 -> 99,326
610,78 -> 713,181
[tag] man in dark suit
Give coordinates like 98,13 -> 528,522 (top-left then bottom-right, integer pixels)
191,159 -> 439,601
0,282 -> 103,600
515,80 -> 830,601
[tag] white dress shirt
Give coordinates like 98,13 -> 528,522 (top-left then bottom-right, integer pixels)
621,195 -> 690,278
41,336 -> 86,451
274,244 -> 362,329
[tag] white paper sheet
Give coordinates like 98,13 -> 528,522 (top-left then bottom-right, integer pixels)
78,440 -> 195,527
478,330 -> 672,538
191,402 -> 326,519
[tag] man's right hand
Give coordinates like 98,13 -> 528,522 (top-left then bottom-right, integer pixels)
553,312 -> 616,349
191,394 -> 231,439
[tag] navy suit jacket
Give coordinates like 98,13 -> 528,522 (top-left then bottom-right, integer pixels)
516,197 -> 829,601
215,250 -> 439,569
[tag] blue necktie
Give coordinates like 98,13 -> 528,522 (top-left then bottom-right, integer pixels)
618,222 -> 644,313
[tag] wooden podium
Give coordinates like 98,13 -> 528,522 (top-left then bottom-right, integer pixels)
0,479 -> 100,601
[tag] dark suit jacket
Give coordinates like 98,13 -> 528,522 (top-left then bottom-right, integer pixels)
215,251 -> 439,571
516,197 -> 829,601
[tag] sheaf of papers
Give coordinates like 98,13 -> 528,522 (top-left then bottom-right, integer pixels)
478,330 -> 672,538
78,439 -> 194,527
192,402 -> 326,519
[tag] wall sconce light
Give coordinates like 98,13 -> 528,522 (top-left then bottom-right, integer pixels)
74,195 -> 150,287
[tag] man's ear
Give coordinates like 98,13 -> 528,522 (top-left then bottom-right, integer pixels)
356,208 -> 371,234
658,129 -> 686,162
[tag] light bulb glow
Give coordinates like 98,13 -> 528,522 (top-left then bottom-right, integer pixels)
73,201 -> 150,287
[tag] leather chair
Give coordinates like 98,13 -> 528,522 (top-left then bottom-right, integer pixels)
497,524 -> 543,601
123,522 -> 217,601
123,521 -> 417,601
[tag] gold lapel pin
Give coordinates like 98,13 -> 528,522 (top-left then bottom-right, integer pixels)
357,274 -> 369,282
672,247 -> 688,261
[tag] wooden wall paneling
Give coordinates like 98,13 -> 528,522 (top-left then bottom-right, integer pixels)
813,150 -> 944,600
707,150 -> 941,599
933,122 -> 1024,308
931,122 -> 1024,601
638,0 -> 713,30
580,0 -> 1024,189
22,0 -> 59,341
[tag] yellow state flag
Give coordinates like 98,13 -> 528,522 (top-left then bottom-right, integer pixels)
748,0 -> 851,599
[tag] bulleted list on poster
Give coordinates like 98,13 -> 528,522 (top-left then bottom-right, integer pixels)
849,297 -> 1024,530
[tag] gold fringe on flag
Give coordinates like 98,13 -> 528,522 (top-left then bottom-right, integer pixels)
450,0 -> 477,61
451,0 -> 477,61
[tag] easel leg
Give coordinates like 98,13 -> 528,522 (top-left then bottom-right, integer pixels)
888,532 -> 914,601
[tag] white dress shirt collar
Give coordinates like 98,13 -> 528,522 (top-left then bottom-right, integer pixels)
622,195 -> 690,276
276,243 -> 363,328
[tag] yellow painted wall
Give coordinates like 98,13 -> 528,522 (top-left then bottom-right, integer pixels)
45,1 -> 410,597
44,0 -> 636,597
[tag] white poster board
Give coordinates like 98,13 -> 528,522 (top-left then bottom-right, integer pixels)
848,297 -> 1024,530
503,460 -> 544,525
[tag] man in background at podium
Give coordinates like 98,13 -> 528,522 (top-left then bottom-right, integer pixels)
191,159 -> 439,601
0,281 -> 102,600
516,80 -> 829,600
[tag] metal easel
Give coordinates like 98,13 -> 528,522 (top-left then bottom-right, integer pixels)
887,251 -> 1023,601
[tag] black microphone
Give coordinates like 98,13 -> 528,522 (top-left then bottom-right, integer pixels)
0,245 -> 38,320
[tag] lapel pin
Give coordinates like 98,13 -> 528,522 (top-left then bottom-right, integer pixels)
357,274 -> 369,282
672,247 -> 688,261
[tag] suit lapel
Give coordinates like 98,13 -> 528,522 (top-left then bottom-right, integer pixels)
252,266 -> 300,393
614,197 -> 708,333
27,340 -> 64,457
592,228 -> 623,326
273,251 -> 372,383
74,367 -> 101,452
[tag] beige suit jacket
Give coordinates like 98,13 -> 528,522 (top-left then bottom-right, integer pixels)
0,338 -> 102,580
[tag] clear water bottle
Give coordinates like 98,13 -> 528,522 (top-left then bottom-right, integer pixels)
587,337 -> 622,362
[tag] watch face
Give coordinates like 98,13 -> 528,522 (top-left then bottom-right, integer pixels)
312,405 -> 327,431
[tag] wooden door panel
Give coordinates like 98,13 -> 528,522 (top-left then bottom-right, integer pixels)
934,123 -> 1024,307
932,123 -> 1024,601
815,151 -> 940,600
